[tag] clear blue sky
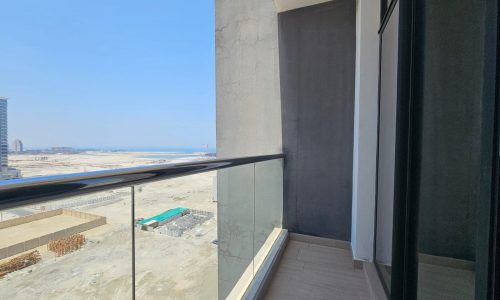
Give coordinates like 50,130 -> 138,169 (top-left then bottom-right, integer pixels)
0,0 -> 215,150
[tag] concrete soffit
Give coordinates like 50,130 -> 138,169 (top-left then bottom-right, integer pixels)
273,0 -> 333,13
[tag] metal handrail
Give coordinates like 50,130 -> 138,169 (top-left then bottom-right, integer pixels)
0,154 -> 284,210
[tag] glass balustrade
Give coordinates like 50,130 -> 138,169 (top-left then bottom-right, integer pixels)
0,157 -> 284,300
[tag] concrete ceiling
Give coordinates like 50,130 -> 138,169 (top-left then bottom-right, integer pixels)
273,0 -> 333,13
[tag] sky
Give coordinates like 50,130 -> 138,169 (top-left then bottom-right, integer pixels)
0,0 -> 215,150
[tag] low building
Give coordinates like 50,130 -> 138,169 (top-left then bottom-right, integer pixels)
0,168 -> 21,180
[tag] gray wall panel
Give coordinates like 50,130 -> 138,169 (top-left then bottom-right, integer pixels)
279,0 -> 356,241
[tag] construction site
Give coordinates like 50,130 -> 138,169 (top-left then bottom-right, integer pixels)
0,208 -> 104,280
137,207 -> 214,237
0,234 -> 88,279
0,208 -> 106,260
0,159 -> 218,300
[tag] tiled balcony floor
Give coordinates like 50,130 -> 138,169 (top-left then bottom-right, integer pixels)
264,237 -> 374,299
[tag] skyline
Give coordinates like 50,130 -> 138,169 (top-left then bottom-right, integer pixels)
0,1 -> 215,150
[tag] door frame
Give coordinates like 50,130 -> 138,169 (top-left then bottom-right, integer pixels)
373,0 -> 418,298
488,0 -> 500,298
373,0 -> 405,296
387,0 -> 418,298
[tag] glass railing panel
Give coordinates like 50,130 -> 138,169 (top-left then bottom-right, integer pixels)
0,155 -> 284,299
0,188 -> 132,300
134,172 -> 218,299
217,163 -> 256,299
253,159 -> 283,270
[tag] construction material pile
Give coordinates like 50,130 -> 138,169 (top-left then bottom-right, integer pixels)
158,210 -> 213,237
0,251 -> 41,278
48,234 -> 86,257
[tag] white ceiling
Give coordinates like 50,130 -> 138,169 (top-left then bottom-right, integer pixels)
273,0 -> 333,13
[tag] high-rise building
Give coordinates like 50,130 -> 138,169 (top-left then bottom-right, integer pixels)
12,139 -> 23,153
0,97 -> 20,179
0,97 -> 7,171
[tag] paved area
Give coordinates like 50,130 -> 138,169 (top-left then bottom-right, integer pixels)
8,208 -> 37,217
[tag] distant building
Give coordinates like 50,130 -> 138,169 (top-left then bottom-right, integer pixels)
0,98 -> 7,171
50,147 -> 78,154
12,139 -> 23,152
0,97 -> 20,179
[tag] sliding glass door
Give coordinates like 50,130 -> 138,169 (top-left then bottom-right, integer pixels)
408,0 -> 498,299
375,0 -> 499,299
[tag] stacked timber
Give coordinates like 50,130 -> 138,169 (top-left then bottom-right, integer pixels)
0,251 -> 41,278
48,234 -> 86,256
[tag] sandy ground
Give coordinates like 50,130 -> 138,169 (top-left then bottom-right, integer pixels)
8,151 -> 210,178
0,214 -> 87,247
0,152 -> 217,299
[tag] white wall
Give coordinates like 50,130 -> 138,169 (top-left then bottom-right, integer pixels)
216,0 -> 282,158
351,0 -> 380,261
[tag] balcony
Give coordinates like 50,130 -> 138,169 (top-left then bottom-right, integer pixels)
0,154 -> 390,299
0,0 -> 497,298
263,234 -> 381,300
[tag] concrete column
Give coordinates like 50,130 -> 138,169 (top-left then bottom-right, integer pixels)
216,0 -> 282,297
216,0 -> 282,158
